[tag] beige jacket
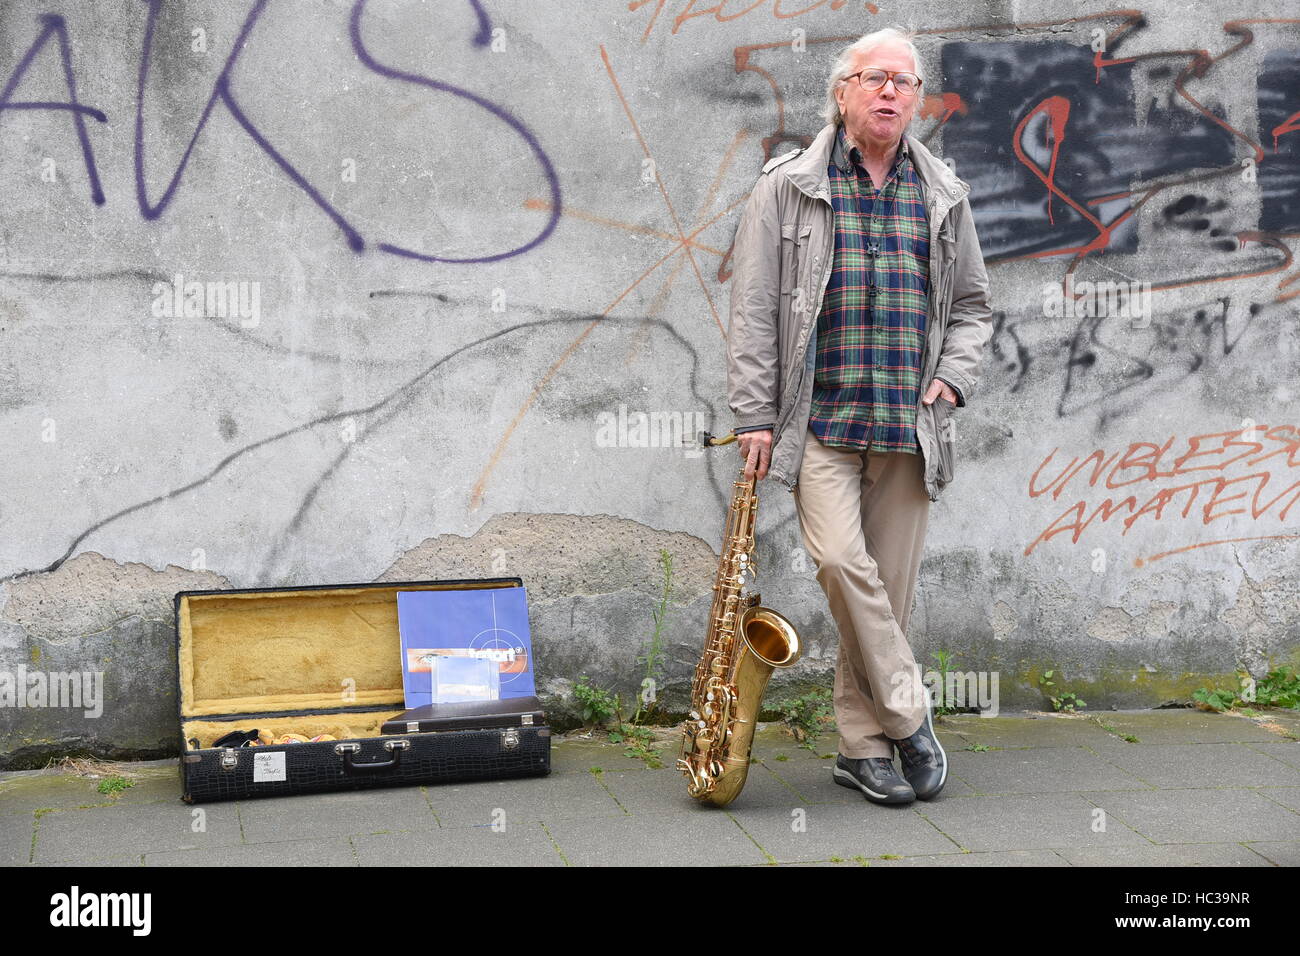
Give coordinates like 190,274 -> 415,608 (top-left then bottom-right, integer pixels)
726,121 -> 994,500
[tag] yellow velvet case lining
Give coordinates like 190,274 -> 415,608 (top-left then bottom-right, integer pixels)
181,710 -> 405,750
177,581 -> 520,719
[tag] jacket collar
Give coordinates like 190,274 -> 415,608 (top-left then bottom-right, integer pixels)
779,121 -> 970,226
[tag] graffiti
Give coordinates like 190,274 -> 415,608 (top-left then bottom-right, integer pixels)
724,15 -> 1300,320
1158,194 -> 1237,253
0,0 -> 560,263
3,2 -> 1298,564
1024,424 -> 1300,560
985,289 -> 1292,422
1260,49 -> 1300,232
629,0 -> 868,43
468,42 -> 749,510
0,13 -> 106,205
941,40 -> 1237,260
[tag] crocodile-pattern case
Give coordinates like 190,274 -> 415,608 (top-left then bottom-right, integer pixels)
176,578 -> 550,804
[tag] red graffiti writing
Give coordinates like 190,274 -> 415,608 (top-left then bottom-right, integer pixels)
628,0 -> 864,41
1024,424 -> 1300,561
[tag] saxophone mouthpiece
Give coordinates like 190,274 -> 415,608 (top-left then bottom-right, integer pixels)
699,430 -> 738,448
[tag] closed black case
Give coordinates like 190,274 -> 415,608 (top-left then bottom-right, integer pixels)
382,696 -> 546,735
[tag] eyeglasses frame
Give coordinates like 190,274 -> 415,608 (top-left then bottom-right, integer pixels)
841,68 -> 923,96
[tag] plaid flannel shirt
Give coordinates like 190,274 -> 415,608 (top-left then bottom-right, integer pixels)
807,124 -> 930,454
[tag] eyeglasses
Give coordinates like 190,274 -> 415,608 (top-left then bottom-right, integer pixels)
843,68 -> 922,96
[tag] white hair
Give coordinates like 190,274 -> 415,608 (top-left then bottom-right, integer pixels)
820,27 -> 925,127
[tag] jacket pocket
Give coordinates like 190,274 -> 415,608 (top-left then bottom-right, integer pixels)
932,396 -> 956,484
780,223 -> 800,297
935,219 -> 957,318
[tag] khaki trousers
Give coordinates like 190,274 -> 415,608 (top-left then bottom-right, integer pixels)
792,428 -> 929,759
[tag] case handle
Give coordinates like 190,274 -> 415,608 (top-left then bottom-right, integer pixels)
335,739 -> 409,774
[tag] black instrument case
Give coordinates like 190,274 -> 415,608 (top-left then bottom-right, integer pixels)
176,578 -> 550,803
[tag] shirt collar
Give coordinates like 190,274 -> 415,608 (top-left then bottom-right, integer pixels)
832,122 -> 909,175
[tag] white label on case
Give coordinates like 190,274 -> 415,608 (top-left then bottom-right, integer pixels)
253,751 -> 286,783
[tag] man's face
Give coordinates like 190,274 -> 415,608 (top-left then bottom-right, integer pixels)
834,41 -> 919,150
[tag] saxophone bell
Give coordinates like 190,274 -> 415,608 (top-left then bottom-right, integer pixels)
738,606 -> 801,670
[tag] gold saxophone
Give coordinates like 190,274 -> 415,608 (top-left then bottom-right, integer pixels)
678,431 -> 801,806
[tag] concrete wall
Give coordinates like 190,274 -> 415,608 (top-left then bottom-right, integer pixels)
2,0 -> 1297,766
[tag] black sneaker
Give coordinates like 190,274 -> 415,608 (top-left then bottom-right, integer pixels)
888,706 -> 948,800
832,754 -> 916,805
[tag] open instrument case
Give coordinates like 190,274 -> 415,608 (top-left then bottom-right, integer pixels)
176,578 -> 550,803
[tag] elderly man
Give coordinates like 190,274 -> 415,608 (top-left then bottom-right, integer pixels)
726,28 -> 993,805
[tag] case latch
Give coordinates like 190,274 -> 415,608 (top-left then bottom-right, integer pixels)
500,728 -> 520,751
220,748 -> 239,770
521,714 -> 534,726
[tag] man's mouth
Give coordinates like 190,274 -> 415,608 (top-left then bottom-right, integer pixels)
874,107 -> 898,118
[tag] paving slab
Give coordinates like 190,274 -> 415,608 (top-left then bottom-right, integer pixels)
549,736 -> 661,774
1086,788 -> 1300,844
97,769 -> 183,807
1054,843 -> 1275,866
1089,743 -> 1300,790
1242,841 -> 1300,865
725,802 -> 958,862
945,746 -> 1151,795
755,756 -> 853,804
1246,741 -> 1300,770
869,849 -> 1070,866
777,858 -> 862,866
591,766 -> 701,814
236,786 -> 438,842
0,764 -> 183,815
32,802 -> 244,863
1,812 -> 34,865
940,713 -> 1120,749
429,770 -> 625,827
750,732 -> 840,764
1080,711 -> 1282,745
1250,710 -> 1300,736
587,764 -> 779,815
0,773 -> 119,816
351,822 -> 565,866
145,839 -> 358,867
912,792 -> 1151,852
544,812 -> 768,866
1255,787 -> 1300,813
30,855 -> 145,867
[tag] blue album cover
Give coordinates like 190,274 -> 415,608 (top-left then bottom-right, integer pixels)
396,587 -> 534,707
